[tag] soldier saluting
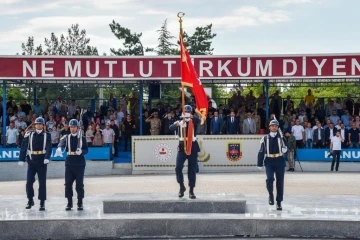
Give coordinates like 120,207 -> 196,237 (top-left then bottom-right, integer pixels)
56,119 -> 88,211
257,119 -> 287,210
18,117 -> 52,211
169,105 -> 200,199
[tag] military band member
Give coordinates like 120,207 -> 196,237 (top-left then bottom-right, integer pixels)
169,105 -> 200,199
18,117 -> 52,211
56,119 -> 88,211
257,119 -> 287,210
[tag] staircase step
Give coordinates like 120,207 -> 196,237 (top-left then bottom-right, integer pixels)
103,193 -> 246,214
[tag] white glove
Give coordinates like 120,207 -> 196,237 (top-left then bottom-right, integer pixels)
76,148 -> 82,155
44,159 -> 50,164
257,166 -> 263,171
18,161 -> 24,167
282,147 -> 287,153
56,147 -> 62,155
178,121 -> 187,128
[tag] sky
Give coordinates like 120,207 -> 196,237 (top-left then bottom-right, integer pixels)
0,0 -> 359,56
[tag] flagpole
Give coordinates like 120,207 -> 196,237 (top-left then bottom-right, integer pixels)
178,12 -> 185,113
178,12 -> 187,152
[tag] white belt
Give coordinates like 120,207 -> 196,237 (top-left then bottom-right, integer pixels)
179,137 -> 197,141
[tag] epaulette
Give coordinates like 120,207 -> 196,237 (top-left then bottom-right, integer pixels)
60,135 -> 67,140
24,131 -> 33,138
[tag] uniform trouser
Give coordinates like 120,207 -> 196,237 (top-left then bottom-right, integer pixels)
26,163 -> 47,201
287,151 -> 295,168
65,166 -> 85,199
175,150 -> 197,188
265,156 -> 285,202
331,150 -> 341,171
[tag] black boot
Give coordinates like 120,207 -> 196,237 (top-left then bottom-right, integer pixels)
39,200 -> 45,211
189,187 -> 196,199
268,195 -> 274,205
66,198 -> 73,211
25,198 -> 34,209
276,201 -> 282,211
178,183 -> 186,198
77,198 -> 83,211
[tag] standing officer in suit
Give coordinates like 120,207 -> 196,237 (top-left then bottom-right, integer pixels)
56,119 -> 88,211
243,112 -> 256,134
257,119 -> 287,210
312,122 -> 325,148
210,110 -> 222,134
169,105 -> 200,199
325,123 -> 336,148
18,117 -> 52,211
227,111 -> 239,134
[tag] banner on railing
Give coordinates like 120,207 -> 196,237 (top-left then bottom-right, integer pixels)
0,147 -> 110,161
296,149 -> 360,162
132,135 -> 262,173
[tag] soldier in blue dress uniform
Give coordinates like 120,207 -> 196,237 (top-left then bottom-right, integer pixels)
18,117 -> 52,211
169,105 -> 200,199
257,119 -> 288,210
56,119 -> 88,211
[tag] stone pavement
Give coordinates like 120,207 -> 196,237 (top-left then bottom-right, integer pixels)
1,171 -> 360,196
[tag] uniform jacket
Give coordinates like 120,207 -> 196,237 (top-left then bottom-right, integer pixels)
169,117 -> 200,153
19,130 -> 52,164
58,134 -> 88,167
257,132 -> 287,167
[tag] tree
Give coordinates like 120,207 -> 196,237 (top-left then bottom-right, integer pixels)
21,24 -> 99,102
182,24 -> 217,55
150,19 -> 177,55
109,20 -> 152,56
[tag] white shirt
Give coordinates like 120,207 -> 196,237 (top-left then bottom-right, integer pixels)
6,127 -> 19,144
15,120 -> 27,130
340,128 -> 346,139
331,136 -> 342,150
317,129 -> 321,140
231,117 -> 234,123
292,125 -> 304,140
102,128 -> 115,143
329,128 -> 334,139
247,118 -> 251,124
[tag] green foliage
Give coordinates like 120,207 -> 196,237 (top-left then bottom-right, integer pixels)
109,20 -> 151,56
149,19 -> 178,55
182,24 -> 217,55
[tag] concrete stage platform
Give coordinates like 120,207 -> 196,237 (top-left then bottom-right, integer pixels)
1,194 -> 360,239
1,172 -> 360,239
103,193 -> 246,213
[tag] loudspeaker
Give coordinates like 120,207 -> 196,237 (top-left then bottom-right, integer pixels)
150,84 -> 161,99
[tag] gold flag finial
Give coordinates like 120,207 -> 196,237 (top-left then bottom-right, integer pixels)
177,12 -> 185,35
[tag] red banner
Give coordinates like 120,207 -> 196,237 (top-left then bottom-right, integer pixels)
180,34 -> 208,123
1,54 -> 360,79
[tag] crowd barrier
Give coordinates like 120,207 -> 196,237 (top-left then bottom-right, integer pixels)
296,149 -> 360,162
0,147 -> 111,161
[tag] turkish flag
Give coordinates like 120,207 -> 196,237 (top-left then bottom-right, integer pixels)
180,36 -> 208,122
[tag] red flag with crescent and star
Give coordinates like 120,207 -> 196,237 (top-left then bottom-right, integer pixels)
180,36 -> 208,122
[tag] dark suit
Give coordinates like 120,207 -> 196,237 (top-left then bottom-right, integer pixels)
227,117 -> 239,134
325,128 -> 336,148
210,117 -> 223,134
312,128 -> 325,148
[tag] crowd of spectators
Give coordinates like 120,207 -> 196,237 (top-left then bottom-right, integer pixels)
2,89 -> 360,157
